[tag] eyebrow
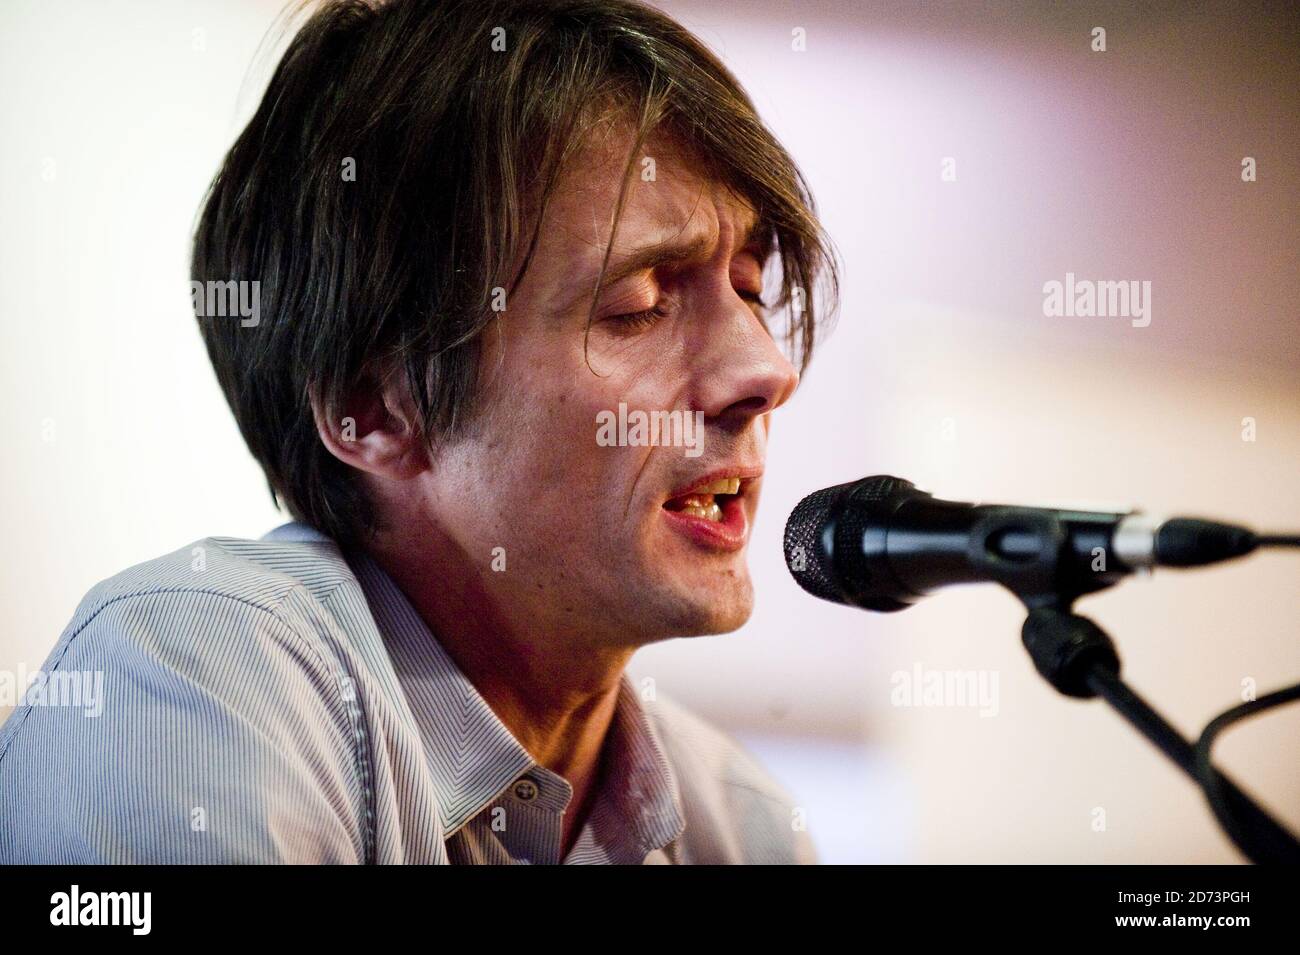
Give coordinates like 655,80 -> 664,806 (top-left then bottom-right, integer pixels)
567,215 -> 773,317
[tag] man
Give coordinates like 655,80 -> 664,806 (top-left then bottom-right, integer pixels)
0,0 -> 837,863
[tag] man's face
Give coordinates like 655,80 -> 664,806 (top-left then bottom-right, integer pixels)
418,124 -> 799,648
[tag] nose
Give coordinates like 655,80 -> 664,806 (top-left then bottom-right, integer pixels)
691,290 -> 800,430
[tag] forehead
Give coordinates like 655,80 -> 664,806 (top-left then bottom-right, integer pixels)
538,122 -> 761,276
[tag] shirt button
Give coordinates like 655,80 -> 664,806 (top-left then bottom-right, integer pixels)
512,776 -> 540,802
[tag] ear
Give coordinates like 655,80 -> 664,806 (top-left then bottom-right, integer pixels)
312,376 -> 429,481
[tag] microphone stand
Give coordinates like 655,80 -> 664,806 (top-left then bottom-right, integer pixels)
783,474 -> 1300,860
1019,602 -> 1300,864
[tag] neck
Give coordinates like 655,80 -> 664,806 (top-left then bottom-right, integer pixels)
365,521 -> 634,853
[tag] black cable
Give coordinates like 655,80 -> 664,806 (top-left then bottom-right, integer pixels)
1194,682 -> 1300,864
1255,534 -> 1300,548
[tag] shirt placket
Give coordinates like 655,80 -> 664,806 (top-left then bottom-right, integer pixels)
491,766 -> 572,865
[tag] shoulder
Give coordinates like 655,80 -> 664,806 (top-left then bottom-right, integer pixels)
33,535 -> 363,713
63,532 -> 358,637
645,692 -> 818,864
0,534 -> 370,863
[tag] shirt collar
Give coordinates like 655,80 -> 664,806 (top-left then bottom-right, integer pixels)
265,523 -> 687,854
585,676 -> 688,862
261,521 -> 333,544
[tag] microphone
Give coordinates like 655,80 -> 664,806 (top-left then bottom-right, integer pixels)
783,475 -> 1263,611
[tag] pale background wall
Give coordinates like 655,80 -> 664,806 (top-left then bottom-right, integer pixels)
1,0 -> 1295,863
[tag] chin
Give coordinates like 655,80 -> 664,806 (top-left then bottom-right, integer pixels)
656,576 -> 755,638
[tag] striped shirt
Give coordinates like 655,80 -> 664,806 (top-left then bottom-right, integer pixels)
0,522 -> 816,864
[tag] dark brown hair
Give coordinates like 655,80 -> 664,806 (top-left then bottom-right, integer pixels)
192,0 -> 838,544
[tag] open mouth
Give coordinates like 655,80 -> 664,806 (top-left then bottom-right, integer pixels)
662,477 -> 742,523
660,473 -> 755,552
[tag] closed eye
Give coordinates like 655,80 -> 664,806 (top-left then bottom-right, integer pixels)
606,289 -> 767,335
606,302 -> 670,332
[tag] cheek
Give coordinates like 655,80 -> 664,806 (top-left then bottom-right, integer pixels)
506,400 -> 586,491
589,341 -> 693,425
497,385 -> 626,511
478,328 -> 687,524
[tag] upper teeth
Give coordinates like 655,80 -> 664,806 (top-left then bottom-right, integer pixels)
696,477 -> 741,495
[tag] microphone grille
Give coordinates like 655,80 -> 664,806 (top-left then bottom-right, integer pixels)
784,476 -> 915,606
783,481 -> 856,604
